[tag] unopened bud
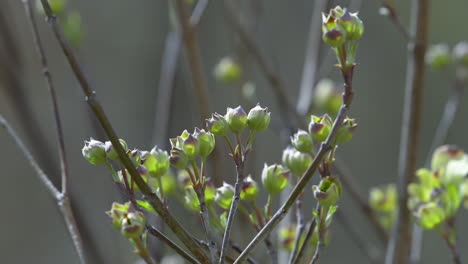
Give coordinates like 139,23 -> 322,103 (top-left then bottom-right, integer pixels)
214,57 -> 242,83
182,134 -> 200,160
170,148 -> 189,169
193,128 -> 215,157
225,106 -> 248,133
308,114 -> 333,142
425,44 -> 451,71
143,147 -> 170,178
206,113 -> 229,136
261,163 -> 289,195
312,176 -> 342,207
121,212 -> 146,239
82,138 -> 106,165
240,176 -> 259,201
247,104 -> 271,133
106,202 -> 131,230
215,182 -> 235,210
431,145 -> 464,172
336,117 -> 358,143
415,202 -> 445,230
282,146 -> 313,176
291,129 -> 313,153
105,139 -> 128,161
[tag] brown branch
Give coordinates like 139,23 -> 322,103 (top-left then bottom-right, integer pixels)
35,1 -> 210,262
385,1 -> 430,263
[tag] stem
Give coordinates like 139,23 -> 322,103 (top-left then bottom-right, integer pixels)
35,1 -> 210,262
309,207 -> 326,264
293,205 -> 319,264
132,237 -> 156,264
385,1 -> 430,263
266,194 -> 273,221
288,192 -> 305,264
218,154 -> 245,264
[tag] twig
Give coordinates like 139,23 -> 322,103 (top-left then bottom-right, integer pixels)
309,206 -> 325,264
385,1 -> 430,264
293,206 -> 319,264
189,0 -> 209,26
229,242 -> 258,264
234,63 -> 356,263
296,0 -> 330,115
288,192 -> 305,264
35,1 -> 210,262
146,225 -> 201,264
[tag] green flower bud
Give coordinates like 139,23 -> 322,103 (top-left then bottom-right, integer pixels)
308,114 -> 333,142
425,44 -> 451,71
247,104 -> 271,133
282,146 -> 313,175
369,184 -> 397,213
129,149 -> 142,166
336,10 -> 364,41
206,113 -> 229,136
214,57 -> 242,83
261,163 -> 289,195
205,179 -> 216,205
225,106 -> 248,133
291,129 -> 313,153
312,176 -> 342,207
105,139 -> 128,161
431,145 -> 465,172
121,212 -> 146,239
415,202 -> 445,230
322,12 -> 346,47
106,202 -> 131,230
453,41 -> 468,67
215,182 -> 235,209
82,138 -> 107,165
160,173 -> 177,196
279,226 -> 296,252
180,130 -> 190,140
169,148 -> 189,169
193,128 -> 215,157
182,134 -> 200,160
143,147 -> 170,178
36,0 -> 67,16
336,117 -> 358,143
240,176 -> 259,201
184,186 -> 200,212
313,79 -> 341,116
444,155 -> 468,184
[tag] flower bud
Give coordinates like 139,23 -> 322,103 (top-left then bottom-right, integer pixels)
105,139 -> 128,161
129,149 -> 142,166
369,184 -> 397,213
415,202 -> 445,230
247,104 -> 271,133
159,173 -> 177,196
169,148 -> 189,169
431,145 -> 465,172
425,44 -> 451,71
291,129 -> 313,153
308,114 -> 333,142
182,134 -> 200,160
336,10 -> 364,41
143,147 -> 170,178
282,146 -> 313,176
240,176 -> 259,201
336,117 -> 358,143
444,154 -> 468,184
313,79 -> 341,116
225,106 -> 248,133
215,182 -> 235,209
279,226 -> 296,252
453,41 -> 468,68
106,202 -> 131,230
206,113 -> 229,136
205,179 -> 216,205
82,138 -> 107,165
322,12 -> 346,47
184,186 -> 200,212
261,164 -> 289,195
121,211 -> 146,239
213,57 -> 242,83
193,128 -> 215,157
312,176 -> 342,207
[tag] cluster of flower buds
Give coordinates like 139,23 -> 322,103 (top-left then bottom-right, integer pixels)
261,164 -> 289,195
369,184 -> 397,229
106,202 -> 146,239
183,179 -> 216,212
407,145 -> 468,230
426,42 -> 468,71
168,128 -> 215,169
213,57 -> 242,84
322,6 -> 364,47
206,105 -> 270,136
312,176 -> 342,207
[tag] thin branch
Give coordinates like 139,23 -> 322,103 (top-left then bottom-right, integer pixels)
385,1 -> 430,263
146,225 -> 201,264
189,0 -> 209,26
229,242 -> 258,264
288,193 -> 305,264
296,0 -> 330,115
234,64 -> 356,263
35,1 -> 210,262
309,206 -> 325,264
293,206 -> 319,264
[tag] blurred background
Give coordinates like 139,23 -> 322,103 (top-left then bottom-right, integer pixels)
1,0 -> 467,263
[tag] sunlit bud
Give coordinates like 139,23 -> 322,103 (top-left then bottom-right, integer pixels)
279,226 -> 296,252
240,176 -> 259,201
425,44 -> 451,71
215,182 -> 235,210
322,12 -> 346,47
82,138 -> 107,165
193,128 -> 215,157
369,184 -> 397,213
128,149 -> 143,166
247,104 -> 271,133
121,212 -> 146,239
143,147 -> 170,178
337,10 -> 364,41
336,117 -> 358,143
225,106 -> 248,133
453,41 -> 468,67
206,113 -> 229,136
160,173 -> 176,196
183,186 -> 200,212
291,129 -> 313,153
105,139 -> 128,161
182,134 -> 200,160
106,202 -> 131,230
312,176 -> 342,207
282,146 -> 313,176
308,114 -> 333,142
415,202 -> 445,230
431,145 -> 465,172
169,148 -> 189,169
205,178 -> 216,205
261,164 -> 289,195
213,57 -> 242,83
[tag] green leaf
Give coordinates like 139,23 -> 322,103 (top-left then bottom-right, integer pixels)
325,205 -> 339,226
137,200 -> 157,214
